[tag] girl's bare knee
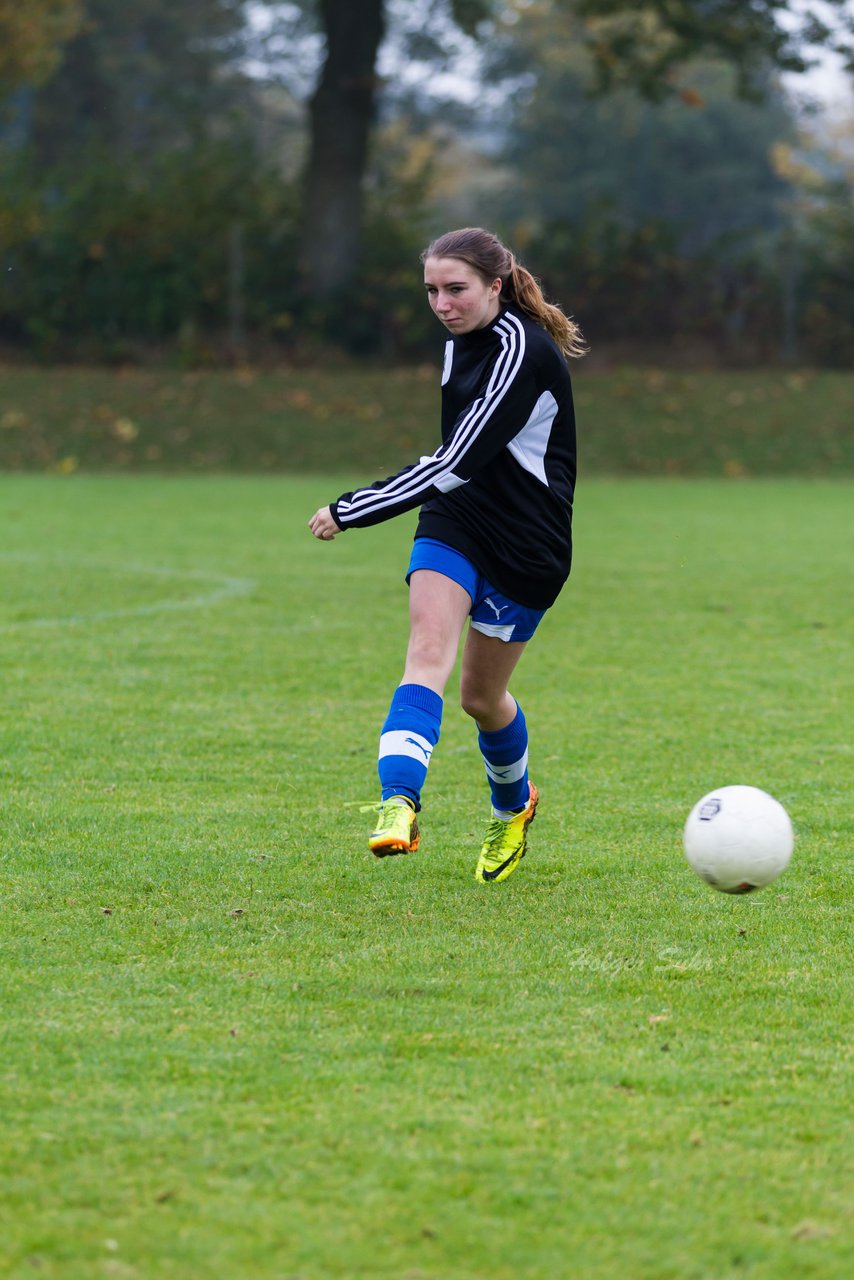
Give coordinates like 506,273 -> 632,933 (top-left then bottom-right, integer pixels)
460,686 -> 492,723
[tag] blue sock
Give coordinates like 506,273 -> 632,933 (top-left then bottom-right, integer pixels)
478,702 -> 529,812
378,683 -> 443,811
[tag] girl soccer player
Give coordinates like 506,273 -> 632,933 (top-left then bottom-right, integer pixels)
309,227 -> 585,882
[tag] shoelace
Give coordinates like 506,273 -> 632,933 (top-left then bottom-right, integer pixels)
482,817 -> 515,856
354,800 -> 412,815
373,800 -> 414,831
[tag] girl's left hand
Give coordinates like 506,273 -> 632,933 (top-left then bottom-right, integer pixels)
309,506 -> 342,540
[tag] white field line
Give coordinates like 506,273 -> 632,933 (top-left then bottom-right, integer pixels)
0,552 -> 255,630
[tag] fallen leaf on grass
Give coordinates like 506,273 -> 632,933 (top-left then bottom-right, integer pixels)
791,1220 -> 835,1241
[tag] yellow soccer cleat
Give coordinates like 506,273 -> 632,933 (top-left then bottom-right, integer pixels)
475,782 -> 539,883
369,796 -> 420,857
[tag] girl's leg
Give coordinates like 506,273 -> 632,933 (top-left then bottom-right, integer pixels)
458,624 -> 528,727
460,626 -> 531,813
460,626 -> 538,882
376,570 -> 471,811
402,569 -> 473,691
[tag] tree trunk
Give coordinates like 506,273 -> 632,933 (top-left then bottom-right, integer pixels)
300,0 -> 386,299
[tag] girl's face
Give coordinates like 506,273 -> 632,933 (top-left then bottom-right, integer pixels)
423,257 -> 502,334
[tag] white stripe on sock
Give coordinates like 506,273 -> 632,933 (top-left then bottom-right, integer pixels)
482,748 -> 528,785
379,729 -> 434,765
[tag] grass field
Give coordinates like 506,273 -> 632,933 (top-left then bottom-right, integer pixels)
1,473 -> 851,1279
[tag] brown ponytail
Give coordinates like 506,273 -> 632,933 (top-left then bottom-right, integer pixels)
421,227 -> 587,359
506,256 -> 587,360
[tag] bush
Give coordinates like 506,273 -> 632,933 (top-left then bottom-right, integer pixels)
0,143 -> 299,359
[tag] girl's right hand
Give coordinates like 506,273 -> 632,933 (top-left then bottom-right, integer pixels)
308,506 -> 342,540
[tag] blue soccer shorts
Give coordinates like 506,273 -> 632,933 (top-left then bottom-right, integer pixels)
406,537 -> 546,643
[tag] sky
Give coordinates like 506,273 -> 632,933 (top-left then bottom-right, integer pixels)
781,0 -> 853,116
794,53 -> 853,110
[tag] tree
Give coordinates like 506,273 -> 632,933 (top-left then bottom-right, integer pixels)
772,107 -> 854,365
487,9 -> 796,248
472,9 -> 801,352
17,0 -> 252,166
257,0 -> 492,301
0,0 -> 83,90
299,0 -> 387,298
0,1 -> 278,355
262,0 -> 854,299
575,0 -> 854,99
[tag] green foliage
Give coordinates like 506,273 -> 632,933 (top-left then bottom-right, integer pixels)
518,215 -> 789,361
797,177 -> 854,368
473,8 -> 853,365
0,472 -> 851,1277
0,0 -> 302,358
574,0 -> 854,97
0,145 -> 297,357
348,121 -> 442,354
0,0 -> 83,90
489,18 -> 796,254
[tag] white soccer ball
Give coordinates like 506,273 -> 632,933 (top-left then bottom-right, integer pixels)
683,785 -> 794,894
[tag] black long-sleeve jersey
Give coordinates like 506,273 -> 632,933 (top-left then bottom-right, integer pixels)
330,306 -> 577,609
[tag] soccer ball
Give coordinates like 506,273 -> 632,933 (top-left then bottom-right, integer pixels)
683,785 -> 794,894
